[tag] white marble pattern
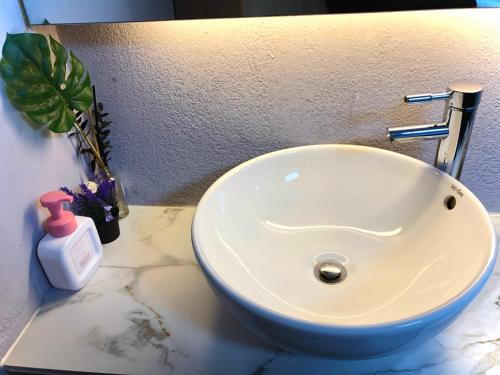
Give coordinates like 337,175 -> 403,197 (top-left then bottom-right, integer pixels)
5,206 -> 500,375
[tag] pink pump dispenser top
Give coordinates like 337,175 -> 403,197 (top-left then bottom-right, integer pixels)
40,191 -> 77,237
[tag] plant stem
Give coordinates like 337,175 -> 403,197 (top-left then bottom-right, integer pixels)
86,109 -> 98,140
90,86 -> 103,157
92,86 -> 99,139
74,122 -> 111,179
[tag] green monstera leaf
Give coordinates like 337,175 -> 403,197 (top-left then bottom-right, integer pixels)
0,33 -> 92,133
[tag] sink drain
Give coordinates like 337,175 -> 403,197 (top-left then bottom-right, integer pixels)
315,261 -> 347,284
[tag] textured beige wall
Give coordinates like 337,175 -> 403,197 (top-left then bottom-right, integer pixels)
58,9 -> 500,209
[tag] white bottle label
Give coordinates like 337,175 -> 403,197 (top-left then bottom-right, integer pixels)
69,234 -> 92,274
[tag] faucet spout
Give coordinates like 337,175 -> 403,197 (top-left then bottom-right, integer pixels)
386,82 -> 483,180
387,123 -> 449,143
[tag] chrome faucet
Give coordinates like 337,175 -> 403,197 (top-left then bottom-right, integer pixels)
387,82 -> 483,179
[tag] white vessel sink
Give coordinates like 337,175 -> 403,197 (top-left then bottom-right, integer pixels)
192,145 -> 497,358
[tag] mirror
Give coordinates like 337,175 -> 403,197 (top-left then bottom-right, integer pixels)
175,0 -> 499,19
20,0 -> 500,25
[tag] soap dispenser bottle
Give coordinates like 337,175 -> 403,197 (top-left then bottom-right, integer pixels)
37,191 -> 103,291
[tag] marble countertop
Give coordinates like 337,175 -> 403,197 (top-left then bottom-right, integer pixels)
4,206 -> 500,375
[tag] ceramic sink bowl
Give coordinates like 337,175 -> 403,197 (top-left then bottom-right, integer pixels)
192,145 -> 497,358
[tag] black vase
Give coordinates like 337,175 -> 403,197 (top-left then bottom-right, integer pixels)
96,215 -> 120,244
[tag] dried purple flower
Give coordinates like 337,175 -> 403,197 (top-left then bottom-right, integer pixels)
103,205 -> 114,222
60,173 -> 118,225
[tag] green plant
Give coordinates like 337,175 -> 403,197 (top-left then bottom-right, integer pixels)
0,33 -> 93,133
1,33 -> 111,176
92,100 -> 113,172
72,87 -> 113,173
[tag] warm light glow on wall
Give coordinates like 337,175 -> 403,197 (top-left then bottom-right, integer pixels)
149,8 -> 500,35
142,8 -> 500,62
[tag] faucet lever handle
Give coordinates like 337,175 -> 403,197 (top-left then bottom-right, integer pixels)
404,92 -> 452,103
